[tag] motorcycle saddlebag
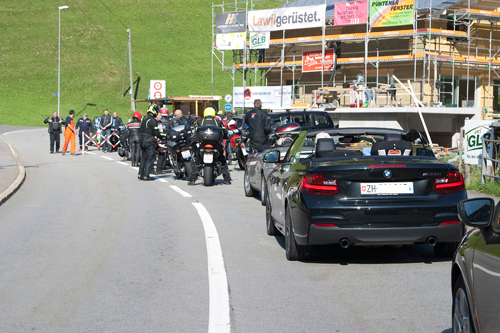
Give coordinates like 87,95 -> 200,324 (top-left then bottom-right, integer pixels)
196,126 -> 222,143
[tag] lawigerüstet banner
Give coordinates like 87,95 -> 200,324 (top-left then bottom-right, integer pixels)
216,11 -> 246,34
233,86 -> 292,108
369,0 -> 414,27
248,5 -> 326,32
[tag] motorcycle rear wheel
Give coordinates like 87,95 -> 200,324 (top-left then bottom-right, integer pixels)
184,161 -> 192,180
204,165 -> 214,186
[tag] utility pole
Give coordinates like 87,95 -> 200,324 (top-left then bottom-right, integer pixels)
128,29 -> 136,112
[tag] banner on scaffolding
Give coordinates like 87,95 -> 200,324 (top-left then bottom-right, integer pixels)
334,1 -> 368,26
463,120 -> 493,165
302,49 -> 335,72
369,0 -> 414,28
216,32 -> 246,50
249,32 -> 270,49
215,11 -> 246,34
233,86 -> 292,108
248,4 -> 326,32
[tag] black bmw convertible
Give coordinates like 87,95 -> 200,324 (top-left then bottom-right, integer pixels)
263,128 -> 466,261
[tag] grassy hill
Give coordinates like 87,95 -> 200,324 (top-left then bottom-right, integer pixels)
0,0 -> 281,126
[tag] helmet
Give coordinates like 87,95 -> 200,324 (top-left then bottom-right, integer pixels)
148,104 -> 160,116
132,112 -> 141,121
204,107 -> 216,118
160,109 -> 169,115
117,147 -> 127,157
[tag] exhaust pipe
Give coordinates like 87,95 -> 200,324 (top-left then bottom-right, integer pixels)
427,236 -> 437,247
340,238 -> 351,249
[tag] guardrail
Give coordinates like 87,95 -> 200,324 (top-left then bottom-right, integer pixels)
481,138 -> 500,183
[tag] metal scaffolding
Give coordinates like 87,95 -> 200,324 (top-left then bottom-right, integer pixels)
211,0 -> 500,111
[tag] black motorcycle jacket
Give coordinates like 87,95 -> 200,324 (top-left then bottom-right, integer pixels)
196,116 -> 227,139
44,116 -> 63,133
243,107 -> 271,147
100,114 -> 112,129
127,118 -> 141,141
140,114 -> 165,147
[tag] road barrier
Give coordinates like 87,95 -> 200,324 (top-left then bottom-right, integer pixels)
82,131 -> 121,155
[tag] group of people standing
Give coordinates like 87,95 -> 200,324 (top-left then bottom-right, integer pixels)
44,109 -> 124,154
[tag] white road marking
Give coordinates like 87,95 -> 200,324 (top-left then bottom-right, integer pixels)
101,156 -> 114,161
474,263 -> 500,277
117,162 -> 129,166
169,185 -> 192,197
192,203 -> 231,333
158,178 -> 168,183
3,128 -> 45,136
86,152 -> 96,155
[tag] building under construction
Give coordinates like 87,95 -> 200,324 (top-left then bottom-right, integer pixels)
211,0 -> 500,146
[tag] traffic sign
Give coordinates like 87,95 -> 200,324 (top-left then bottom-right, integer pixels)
224,94 -> 232,103
150,80 -> 166,99
225,104 -> 231,112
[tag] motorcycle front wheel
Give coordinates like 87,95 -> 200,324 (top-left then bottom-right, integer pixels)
204,165 -> 214,186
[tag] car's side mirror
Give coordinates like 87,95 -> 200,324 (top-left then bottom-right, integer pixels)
457,198 -> 494,228
263,150 -> 281,163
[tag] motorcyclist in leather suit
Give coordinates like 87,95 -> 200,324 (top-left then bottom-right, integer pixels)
188,107 -> 231,185
138,105 -> 165,181
127,112 -> 142,167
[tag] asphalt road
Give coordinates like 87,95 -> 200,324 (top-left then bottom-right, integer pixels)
0,126 -> 453,333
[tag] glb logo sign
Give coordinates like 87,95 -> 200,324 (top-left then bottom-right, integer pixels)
467,127 -> 491,151
250,32 -> 270,49
150,80 -> 166,99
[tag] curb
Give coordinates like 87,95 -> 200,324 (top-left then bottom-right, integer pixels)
0,137 -> 26,206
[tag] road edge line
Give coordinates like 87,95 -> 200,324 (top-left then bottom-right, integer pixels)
191,202 -> 231,333
0,137 -> 26,206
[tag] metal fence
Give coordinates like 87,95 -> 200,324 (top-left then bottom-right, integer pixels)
481,138 -> 500,183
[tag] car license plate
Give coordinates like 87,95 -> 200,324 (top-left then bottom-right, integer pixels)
181,150 -> 190,159
360,182 -> 413,195
242,148 -> 248,156
203,153 -> 213,164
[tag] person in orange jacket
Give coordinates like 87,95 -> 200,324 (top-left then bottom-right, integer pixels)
62,110 -> 77,155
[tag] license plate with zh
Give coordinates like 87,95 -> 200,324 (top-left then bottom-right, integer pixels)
360,182 -> 413,195
181,150 -> 191,159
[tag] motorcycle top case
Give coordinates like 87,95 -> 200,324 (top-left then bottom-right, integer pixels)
196,126 -> 222,143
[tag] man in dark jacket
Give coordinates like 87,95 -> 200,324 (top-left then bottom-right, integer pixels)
188,107 -> 231,185
242,99 -> 271,152
75,113 -> 93,151
44,111 -> 64,153
169,109 -> 185,129
127,112 -> 142,167
138,105 -> 165,181
99,109 -> 112,152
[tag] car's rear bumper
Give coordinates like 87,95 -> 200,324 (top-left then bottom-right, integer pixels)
305,223 -> 464,246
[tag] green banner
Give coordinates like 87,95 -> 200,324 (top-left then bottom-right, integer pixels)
370,0 -> 414,27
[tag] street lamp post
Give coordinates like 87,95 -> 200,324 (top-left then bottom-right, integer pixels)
58,5 -> 69,117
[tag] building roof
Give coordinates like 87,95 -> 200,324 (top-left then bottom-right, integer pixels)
281,0 -> 466,18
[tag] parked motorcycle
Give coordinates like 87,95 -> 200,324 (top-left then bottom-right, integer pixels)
232,127 -> 249,170
196,126 -> 224,186
166,124 -> 193,179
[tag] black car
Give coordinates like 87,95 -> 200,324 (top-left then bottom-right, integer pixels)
452,197 -> 500,333
264,128 -> 466,261
269,111 -> 335,131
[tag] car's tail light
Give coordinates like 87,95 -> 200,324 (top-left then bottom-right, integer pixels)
204,144 -> 214,149
312,223 -> 338,227
300,173 -> 340,196
439,221 -> 461,225
433,171 -> 465,194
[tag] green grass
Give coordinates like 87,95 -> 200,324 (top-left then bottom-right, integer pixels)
466,165 -> 500,198
0,1 -> 284,126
